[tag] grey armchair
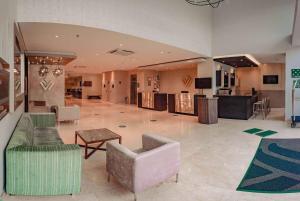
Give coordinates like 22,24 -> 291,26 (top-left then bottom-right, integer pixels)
106,134 -> 180,201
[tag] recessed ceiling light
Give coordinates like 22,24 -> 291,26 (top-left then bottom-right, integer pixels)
160,51 -> 164,54
55,35 -> 59,38
120,44 -> 124,47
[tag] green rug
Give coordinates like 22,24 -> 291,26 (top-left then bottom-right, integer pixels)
243,128 -> 277,137
244,128 -> 263,134
256,130 -> 278,137
238,138 -> 300,193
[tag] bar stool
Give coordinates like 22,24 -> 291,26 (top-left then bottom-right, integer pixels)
253,98 -> 267,119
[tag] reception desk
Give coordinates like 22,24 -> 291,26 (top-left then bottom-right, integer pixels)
168,94 -> 206,116
217,95 -> 258,120
138,92 -> 167,111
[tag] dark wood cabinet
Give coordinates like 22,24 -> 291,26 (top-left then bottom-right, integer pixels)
198,97 -> 218,124
154,93 -> 167,111
168,94 -> 175,113
138,93 -> 142,108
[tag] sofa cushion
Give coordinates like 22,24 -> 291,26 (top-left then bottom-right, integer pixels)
6,130 -> 31,149
16,115 -> 34,144
33,128 -> 63,145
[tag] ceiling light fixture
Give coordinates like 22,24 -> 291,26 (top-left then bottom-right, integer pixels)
53,59 -> 64,77
185,0 -> 224,8
55,35 -> 59,38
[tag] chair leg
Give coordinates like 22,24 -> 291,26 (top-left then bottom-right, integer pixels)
176,173 -> 179,183
107,174 -> 111,183
134,193 -> 137,201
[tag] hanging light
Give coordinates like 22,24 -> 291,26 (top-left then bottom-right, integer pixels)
185,0 -> 224,8
52,59 -> 64,77
38,64 -> 49,77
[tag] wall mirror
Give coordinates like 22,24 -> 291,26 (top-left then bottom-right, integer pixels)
0,57 -> 10,120
14,25 -> 24,110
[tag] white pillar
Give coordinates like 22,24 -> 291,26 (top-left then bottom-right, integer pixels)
197,59 -> 216,97
285,47 -> 300,120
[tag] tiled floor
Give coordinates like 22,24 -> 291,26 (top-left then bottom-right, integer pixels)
3,100 -> 300,201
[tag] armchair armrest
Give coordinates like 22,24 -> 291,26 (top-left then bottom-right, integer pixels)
106,142 -> 137,192
30,113 -> 56,128
142,134 -> 176,151
134,141 -> 180,193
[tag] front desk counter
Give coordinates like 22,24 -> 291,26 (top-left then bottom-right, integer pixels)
138,92 -> 167,111
216,95 -> 258,120
168,94 -> 206,116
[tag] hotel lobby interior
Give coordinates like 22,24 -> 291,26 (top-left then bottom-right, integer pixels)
1,0 -> 300,201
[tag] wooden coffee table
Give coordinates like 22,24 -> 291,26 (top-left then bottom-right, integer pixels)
75,128 -> 122,159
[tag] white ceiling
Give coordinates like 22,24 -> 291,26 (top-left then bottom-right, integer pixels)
252,53 -> 286,64
19,22 -> 203,73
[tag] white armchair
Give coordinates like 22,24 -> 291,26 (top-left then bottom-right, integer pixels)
57,105 -> 80,122
106,134 -> 180,201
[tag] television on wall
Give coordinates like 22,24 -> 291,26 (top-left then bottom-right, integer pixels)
263,75 -> 278,84
0,57 -> 10,120
195,78 -> 212,89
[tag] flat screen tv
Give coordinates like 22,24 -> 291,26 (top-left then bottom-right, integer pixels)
195,78 -> 212,89
263,75 -> 278,84
0,58 -> 10,120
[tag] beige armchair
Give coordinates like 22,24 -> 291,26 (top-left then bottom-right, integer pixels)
56,105 -> 80,123
106,134 -> 180,201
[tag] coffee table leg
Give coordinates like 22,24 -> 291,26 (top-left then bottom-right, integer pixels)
85,143 -> 88,159
119,137 -> 122,144
75,133 -> 77,144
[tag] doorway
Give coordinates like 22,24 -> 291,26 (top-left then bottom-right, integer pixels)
130,74 -> 137,104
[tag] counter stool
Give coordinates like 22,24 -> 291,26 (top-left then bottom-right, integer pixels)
253,98 -> 267,119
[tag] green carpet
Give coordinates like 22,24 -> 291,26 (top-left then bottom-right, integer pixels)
244,128 -> 263,134
256,130 -> 278,137
243,128 -> 277,137
238,138 -> 300,193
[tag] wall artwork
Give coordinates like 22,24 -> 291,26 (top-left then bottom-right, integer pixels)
182,75 -> 193,88
40,78 -> 55,91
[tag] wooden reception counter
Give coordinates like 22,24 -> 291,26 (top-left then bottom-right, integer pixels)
138,92 -> 167,111
216,95 -> 258,120
168,94 -> 206,116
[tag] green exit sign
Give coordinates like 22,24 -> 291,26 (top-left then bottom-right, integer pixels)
292,69 -> 300,78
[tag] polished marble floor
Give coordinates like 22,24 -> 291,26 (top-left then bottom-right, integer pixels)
3,100 -> 300,201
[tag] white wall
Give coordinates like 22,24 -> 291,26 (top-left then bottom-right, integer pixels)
82,74 -> 102,99
102,71 -> 129,104
16,0 -> 213,56
213,0 -> 295,56
286,47 -> 300,120
0,0 -> 22,195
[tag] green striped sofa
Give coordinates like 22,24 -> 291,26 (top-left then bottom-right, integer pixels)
6,113 -> 82,196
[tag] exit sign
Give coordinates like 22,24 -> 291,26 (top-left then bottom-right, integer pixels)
292,69 -> 300,78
